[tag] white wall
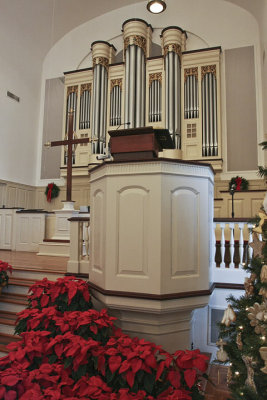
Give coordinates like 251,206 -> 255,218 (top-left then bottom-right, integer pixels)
0,0 -> 54,186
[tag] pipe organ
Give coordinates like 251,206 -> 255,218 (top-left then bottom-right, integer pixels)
61,18 -> 222,172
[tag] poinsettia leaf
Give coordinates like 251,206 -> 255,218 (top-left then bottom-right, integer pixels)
3,390 -> 17,400
109,355 -> 122,374
167,370 -> 181,389
2,375 -> 20,386
156,360 -> 165,381
184,368 -> 197,389
126,369 -> 135,387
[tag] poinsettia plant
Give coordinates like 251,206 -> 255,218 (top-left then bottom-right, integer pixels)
0,260 -> 12,287
0,276 -> 209,400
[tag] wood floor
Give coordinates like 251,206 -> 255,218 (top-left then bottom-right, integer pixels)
0,250 -> 68,273
0,251 -> 231,399
204,364 -> 231,399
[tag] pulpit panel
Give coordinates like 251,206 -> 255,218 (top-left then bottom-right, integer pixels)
91,189 -> 104,272
171,188 -> 199,276
116,187 -> 149,276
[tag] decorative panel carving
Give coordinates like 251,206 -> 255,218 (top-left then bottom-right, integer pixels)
171,188 -> 199,276
116,187 -> 148,276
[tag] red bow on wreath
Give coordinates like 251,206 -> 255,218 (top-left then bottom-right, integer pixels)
235,177 -> 242,191
47,183 -> 54,202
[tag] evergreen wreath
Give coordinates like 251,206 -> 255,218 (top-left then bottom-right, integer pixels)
45,182 -> 60,202
229,176 -> 249,191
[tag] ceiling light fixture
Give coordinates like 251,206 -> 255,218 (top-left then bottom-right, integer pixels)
147,0 -> 166,14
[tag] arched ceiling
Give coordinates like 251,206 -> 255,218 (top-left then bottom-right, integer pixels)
1,0 -> 265,61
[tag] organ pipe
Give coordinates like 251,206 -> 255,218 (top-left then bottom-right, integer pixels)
124,44 -> 146,128
201,67 -> 218,156
184,71 -> 198,119
110,84 -> 122,126
79,87 -> 91,130
149,77 -> 162,123
165,51 -> 181,148
91,63 -> 108,154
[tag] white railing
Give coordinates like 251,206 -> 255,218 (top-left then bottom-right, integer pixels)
67,217 -> 90,275
67,215 -> 256,284
212,218 -> 254,284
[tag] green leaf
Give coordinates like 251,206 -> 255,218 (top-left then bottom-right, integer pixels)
144,373 -> 155,394
64,357 -> 73,369
48,354 -> 58,364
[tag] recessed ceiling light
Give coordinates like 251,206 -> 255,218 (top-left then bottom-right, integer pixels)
147,0 -> 166,14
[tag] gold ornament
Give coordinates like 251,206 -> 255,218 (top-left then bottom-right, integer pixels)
244,277 -> 254,296
249,232 -> 265,258
221,305 -> 236,327
247,302 -> 267,335
253,211 -> 267,234
242,355 -> 257,393
259,346 -> 267,374
236,332 -> 243,350
261,265 -> 267,283
259,287 -> 267,299
216,338 -> 228,362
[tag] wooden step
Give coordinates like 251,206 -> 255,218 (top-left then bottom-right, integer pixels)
0,292 -> 28,313
0,310 -> 17,326
10,267 -> 65,281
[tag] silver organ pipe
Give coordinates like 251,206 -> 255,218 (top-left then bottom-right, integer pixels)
208,72 -> 214,154
213,76 -> 218,155
149,78 -> 162,123
124,43 -> 146,128
91,65 -> 97,154
110,84 -> 122,126
91,62 -> 108,154
201,68 -> 217,156
79,89 -> 91,130
184,73 -> 199,120
140,51 -> 145,126
165,51 -> 181,148
136,46 -> 142,127
124,48 -> 130,127
65,88 -> 77,164
129,45 -> 136,128
165,56 -> 169,129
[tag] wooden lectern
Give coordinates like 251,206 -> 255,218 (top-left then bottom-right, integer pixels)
108,126 -> 174,161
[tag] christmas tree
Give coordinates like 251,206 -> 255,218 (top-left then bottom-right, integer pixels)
217,206 -> 267,399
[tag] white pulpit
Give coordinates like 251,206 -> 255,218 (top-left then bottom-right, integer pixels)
89,159 -> 214,352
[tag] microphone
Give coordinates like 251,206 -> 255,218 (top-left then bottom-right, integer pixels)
116,122 -> 130,130
96,123 -> 130,160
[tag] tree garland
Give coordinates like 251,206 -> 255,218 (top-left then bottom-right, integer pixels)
45,183 -> 60,202
229,176 -> 249,192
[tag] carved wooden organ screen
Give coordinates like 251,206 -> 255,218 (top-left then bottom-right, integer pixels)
62,18 -> 221,169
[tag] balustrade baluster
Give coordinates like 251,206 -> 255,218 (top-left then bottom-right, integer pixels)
229,223 -> 235,268
220,223 -> 226,268
84,221 -> 90,260
212,222 -> 217,268
79,221 -> 83,260
247,223 -> 254,261
238,222 -> 244,268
